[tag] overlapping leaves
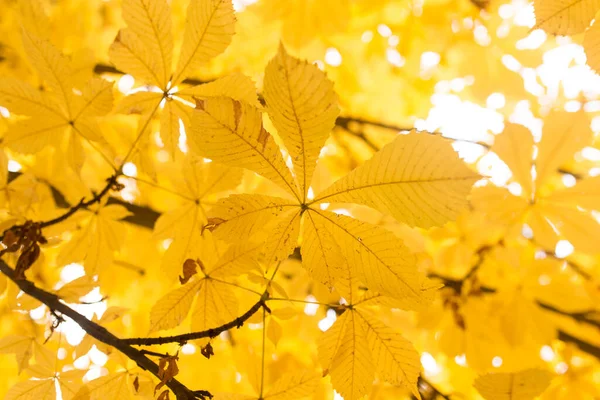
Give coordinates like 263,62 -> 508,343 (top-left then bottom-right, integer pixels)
187,42 -> 478,397
472,111 -> 600,253
190,43 -> 478,305
0,30 -> 114,172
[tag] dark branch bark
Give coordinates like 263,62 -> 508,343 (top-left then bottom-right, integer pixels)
39,174 -> 120,228
122,291 -> 270,346
0,259 -> 211,399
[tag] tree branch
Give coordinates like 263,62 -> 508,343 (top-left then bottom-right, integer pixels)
122,291 -> 270,346
0,259 -> 211,400
2,173 -> 121,243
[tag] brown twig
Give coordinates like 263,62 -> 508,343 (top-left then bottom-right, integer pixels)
122,292 -> 270,346
0,259 -> 211,399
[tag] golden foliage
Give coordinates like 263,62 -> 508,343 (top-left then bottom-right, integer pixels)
0,0 -> 599,399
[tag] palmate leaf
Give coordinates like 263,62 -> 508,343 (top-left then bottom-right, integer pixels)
74,371 -> 134,400
473,111 -> 600,252
1,30 -> 114,172
21,28 -> 75,117
122,0 -> 173,89
5,379 -> 55,400
57,204 -> 132,276
318,308 -> 421,400
584,20 -> 600,73
328,312 -> 374,400
109,0 -> 238,159
149,241 -> 261,332
189,98 -> 301,199
312,132 -> 480,229
190,46 -> 475,305
172,0 -> 236,86
263,372 -> 321,400
153,158 -> 242,279
264,44 -> 339,201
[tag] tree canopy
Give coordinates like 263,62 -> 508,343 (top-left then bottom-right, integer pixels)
0,0 -> 599,399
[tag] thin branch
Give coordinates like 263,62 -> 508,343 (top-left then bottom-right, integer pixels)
0,259 -> 210,400
40,174 -> 120,228
2,173 -> 120,243
140,349 -> 172,358
122,292 -> 270,346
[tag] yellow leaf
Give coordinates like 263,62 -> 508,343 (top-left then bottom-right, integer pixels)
263,209 -> 302,268
263,44 -> 339,200
525,206 -> 560,250
329,311 -> 374,400
160,100 -> 183,158
75,372 -> 133,400
309,210 -> 424,305
207,194 -> 297,242
122,0 -> 173,89
172,0 -> 236,85
109,29 -> 163,87
57,206 -> 132,275
535,202 -> 600,253
536,110 -> 592,190
267,318 -> 283,346
66,128 -> 86,173
5,379 -> 55,400
115,91 -> 162,114
473,369 -> 554,400
21,29 -> 74,118
533,0 -> 600,35
191,279 -> 239,336
313,132 -> 479,228
584,20 -> 600,73
56,275 -> 96,302
318,311 -> 350,371
4,116 -> 67,154
149,280 -> 202,332
72,77 -> 114,119
189,97 -> 301,200
355,310 -> 420,398
0,78 -> 63,117
208,241 -> 262,278
471,186 -> 529,226
491,123 -> 534,198
160,215 -> 205,280
0,335 -> 35,373
301,209 -> 347,290
543,175 -> 600,210
263,372 -> 321,400
178,74 -> 259,107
